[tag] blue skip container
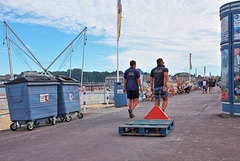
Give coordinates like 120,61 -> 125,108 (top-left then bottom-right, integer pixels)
5,76 -> 59,131
55,75 -> 83,122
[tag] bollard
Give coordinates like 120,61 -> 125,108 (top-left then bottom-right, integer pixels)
83,91 -> 86,112
106,88 -> 109,108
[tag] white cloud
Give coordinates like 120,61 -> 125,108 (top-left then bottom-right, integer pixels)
0,0 -> 234,75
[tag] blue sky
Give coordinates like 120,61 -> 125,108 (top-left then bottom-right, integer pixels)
0,0 -> 235,76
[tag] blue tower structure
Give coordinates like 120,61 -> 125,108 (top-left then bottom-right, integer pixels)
220,1 -> 240,116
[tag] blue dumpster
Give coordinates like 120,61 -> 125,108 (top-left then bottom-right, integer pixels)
55,75 -> 83,122
5,76 -> 59,131
114,82 -> 129,107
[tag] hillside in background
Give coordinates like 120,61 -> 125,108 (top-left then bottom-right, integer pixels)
50,68 -> 124,82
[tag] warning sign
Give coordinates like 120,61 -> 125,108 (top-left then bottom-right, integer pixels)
69,94 -> 75,101
40,94 -> 49,102
117,89 -> 123,94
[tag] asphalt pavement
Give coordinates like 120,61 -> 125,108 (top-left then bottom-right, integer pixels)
0,87 -> 240,161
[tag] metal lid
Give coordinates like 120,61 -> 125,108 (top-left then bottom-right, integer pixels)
55,75 -> 80,83
5,76 -> 58,85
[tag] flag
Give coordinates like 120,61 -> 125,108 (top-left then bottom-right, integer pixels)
117,0 -> 122,39
189,53 -> 192,70
204,66 -> 206,76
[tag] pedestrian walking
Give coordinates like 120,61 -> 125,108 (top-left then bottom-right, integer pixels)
203,79 -> 207,94
208,79 -> 213,94
123,60 -> 142,118
150,58 -> 169,112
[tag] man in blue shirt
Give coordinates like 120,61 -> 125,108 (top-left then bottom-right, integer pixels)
123,60 -> 142,118
150,58 -> 169,112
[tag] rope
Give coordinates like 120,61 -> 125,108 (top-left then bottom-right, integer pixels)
5,24 -> 45,72
56,47 -> 72,73
8,39 -> 43,69
3,23 -> 5,45
56,34 -> 84,72
10,42 -> 33,71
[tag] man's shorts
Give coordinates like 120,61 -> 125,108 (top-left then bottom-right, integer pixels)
154,87 -> 168,99
203,85 -> 207,89
127,90 -> 139,99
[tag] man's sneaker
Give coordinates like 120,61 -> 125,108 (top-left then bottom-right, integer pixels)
128,109 -> 135,118
130,113 -> 135,118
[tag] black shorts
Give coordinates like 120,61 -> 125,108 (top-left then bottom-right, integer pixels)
127,90 -> 139,99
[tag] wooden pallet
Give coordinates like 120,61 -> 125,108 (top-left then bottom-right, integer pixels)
119,119 -> 174,136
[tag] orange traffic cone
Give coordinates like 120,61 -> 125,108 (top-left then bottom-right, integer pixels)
144,105 -> 170,120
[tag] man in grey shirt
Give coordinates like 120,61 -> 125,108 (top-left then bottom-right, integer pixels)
150,58 -> 169,112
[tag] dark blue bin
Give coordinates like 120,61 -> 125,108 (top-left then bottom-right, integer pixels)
114,82 -> 129,107
55,75 -> 83,122
5,76 -> 59,131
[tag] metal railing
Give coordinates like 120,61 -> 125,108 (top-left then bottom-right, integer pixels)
0,96 -> 8,110
0,91 -> 114,111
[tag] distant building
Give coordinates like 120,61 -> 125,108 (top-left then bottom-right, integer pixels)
105,74 -> 124,85
0,75 -> 7,84
174,72 -> 195,82
21,71 -> 39,76
0,75 -> 7,81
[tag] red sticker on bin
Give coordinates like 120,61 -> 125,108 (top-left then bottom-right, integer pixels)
40,94 -> 49,102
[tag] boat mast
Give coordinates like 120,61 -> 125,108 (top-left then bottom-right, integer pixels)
5,23 -> 14,80
81,29 -> 87,90
69,44 -> 72,78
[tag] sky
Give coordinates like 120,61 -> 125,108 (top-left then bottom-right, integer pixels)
0,0 -> 236,76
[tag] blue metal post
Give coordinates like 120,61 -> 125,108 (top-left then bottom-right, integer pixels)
141,79 -> 143,102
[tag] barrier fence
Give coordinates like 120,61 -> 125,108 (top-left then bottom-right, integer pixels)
0,96 -> 8,110
0,92 -> 114,110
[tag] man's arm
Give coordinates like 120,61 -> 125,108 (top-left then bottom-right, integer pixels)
123,78 -> 126,93
163,72 -> 168,92
137,78 -> 142,92
150,77 -> 154,92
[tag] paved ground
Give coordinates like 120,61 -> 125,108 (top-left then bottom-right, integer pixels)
0,87 -> 240,161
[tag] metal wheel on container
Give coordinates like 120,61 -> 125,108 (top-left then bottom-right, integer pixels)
46,119 -> 51,124
52,117 -> 57,125
27,122 -> 34,131
34,122 -> 40,126
10,122 -> 17,131
77,112 -> 83,119
65,115 -> 71,122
